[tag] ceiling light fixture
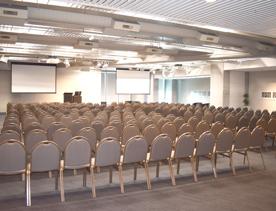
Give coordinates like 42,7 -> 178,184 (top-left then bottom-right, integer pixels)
206,0 -> 216,3
64,59 -> 70,68
0,55 -> 8,63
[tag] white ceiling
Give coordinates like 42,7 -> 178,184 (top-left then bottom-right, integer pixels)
0,0 -> 275,69
13,0 -> 276,38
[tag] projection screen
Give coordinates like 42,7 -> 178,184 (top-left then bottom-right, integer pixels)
116,70 -> 151,94
11,63 -> 56,93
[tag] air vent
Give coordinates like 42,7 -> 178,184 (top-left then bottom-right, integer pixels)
256,42 -> 274,52
74,41 -> 99,49
0,7 -> 28,19
198,33 -> 219,43
113,20 -> 141,32
0,33 -> 17,43
145,47 -> 163,54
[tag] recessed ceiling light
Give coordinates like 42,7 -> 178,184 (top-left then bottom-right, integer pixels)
206,0 -> 216,3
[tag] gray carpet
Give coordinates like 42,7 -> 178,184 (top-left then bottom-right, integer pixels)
1,150 -> 276,211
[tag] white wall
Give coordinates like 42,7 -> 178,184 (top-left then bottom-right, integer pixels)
249,70 -> 276,112
0,67 -> 101,112
210,63 -> 224,107
228,71 -> 245,108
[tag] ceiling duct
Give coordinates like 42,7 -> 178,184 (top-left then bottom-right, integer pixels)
113,20 -> 141,32
197,32 -> 219,43
145,47 -> 163,54
0,5 -> 28,19
74,41 -> 99,49
0,33 -> 17,43
256,42 -> 275,52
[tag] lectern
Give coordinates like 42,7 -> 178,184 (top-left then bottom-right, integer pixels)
63,93 -> 73,103
73,91 -> 82,103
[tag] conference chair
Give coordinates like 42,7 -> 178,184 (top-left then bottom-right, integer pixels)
174,133 -> 197,182
0,130 -> 21,142
195,120 -> 210,139
237,116 -> 250,130
25,129 -> 47,153
91,137 -> 123,197
100,125 -> 120,140
249,115 -> 261,131
225,115 -> 238,132
173,117 -> 185,131
69,119 -> 86,136
60,114 -> 73,128
120,136 -> 151,192
157,118 -> 170,130
214,128 -> 236,175
178,123 -> 193,136
203,111 -> 214,125
122,124 -> 140,145
183,110 -> 194,123
187,116 -> 200,132
161,122 -> 177,143
0,140 -> 27,205
195,131 -> 217,179
250,126 -> 266,169
109,120 -> 123,139
143,124 -> 160,146
194,109 -> 203,120
41,115 -> 55,130
26,141 -> 62,206
61,136 -> 92,201
91,120 -> 105,141
233,127 -> 252,172
214,112 -> 225,124
53,128 -> 73,151
266,118 -> 276,147
210,121 -> 224,139
148,134 -> 175,186
47,122 -> 66,140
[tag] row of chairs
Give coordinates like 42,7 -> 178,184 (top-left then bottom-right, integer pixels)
0,125 -> 266,206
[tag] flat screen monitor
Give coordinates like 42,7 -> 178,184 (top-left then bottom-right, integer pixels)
11,63 -> 56,93
116,70 -> 151,95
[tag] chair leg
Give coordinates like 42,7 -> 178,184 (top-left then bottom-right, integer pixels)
22,173 -> 25,181
60,168 -> 65,202
196,156 -> 199,172
134,164 -> 137,181
91,166 -> 96,198
109,166 -> 113,184
83,168 -> 87,187
49,170 -> 52,178
245,150 -> 252,172
55,171 -> 59,191
243,154 -> 246,165
259,148 -> 266,170
176,159 -> 180,175
26,171 -> 31,207
214,153 -> 217,167
168,159 -> 176,186
156,162 -> 160,178
191,157 -> 198,182
118,164 -> 124,194
144,162 -> 152,190
211,154 -> 217,178
229,152 -> 236,176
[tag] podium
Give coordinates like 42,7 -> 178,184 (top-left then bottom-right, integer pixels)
73,95 -> 82,103
73,91 -> 82,103
63,93 -> 73,103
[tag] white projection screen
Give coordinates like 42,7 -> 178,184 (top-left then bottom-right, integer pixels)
11,63 -> 57,93
116,70 -> 151,94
